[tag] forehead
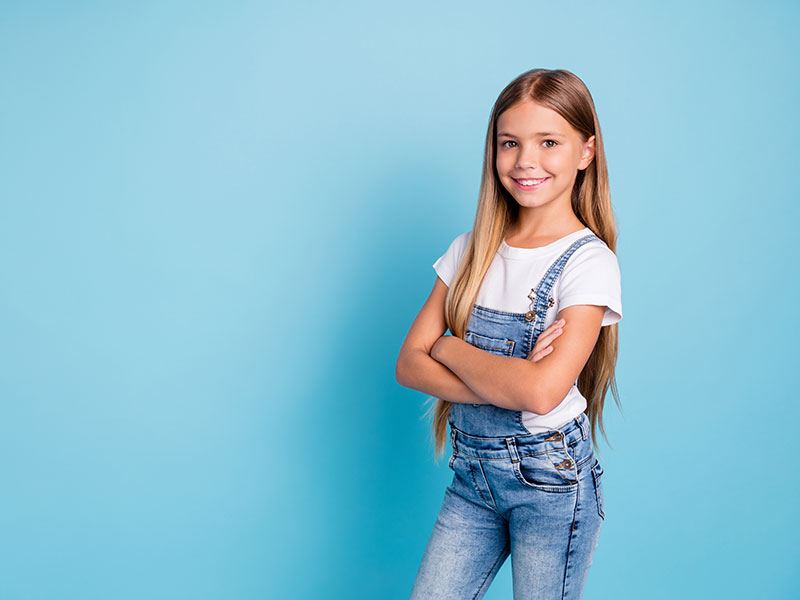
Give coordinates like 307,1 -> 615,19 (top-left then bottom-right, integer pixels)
496,100 -> 573,137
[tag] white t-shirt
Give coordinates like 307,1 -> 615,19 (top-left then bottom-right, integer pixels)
432,226 -> 622,433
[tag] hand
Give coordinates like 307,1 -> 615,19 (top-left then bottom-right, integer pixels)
526,318 -> 566,362
430,335 -> 450,361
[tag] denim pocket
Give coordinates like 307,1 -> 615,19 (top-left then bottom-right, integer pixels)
464,331 -> 515,356
464,332 -> 516,406
591,459 -> 605,519
512,450 -> 579,493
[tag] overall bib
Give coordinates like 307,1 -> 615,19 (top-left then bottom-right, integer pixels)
410,234 -> 607,600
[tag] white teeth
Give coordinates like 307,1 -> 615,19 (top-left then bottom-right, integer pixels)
518,178 -> 547,185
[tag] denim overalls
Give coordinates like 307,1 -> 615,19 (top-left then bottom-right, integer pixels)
410,234 -> 607,600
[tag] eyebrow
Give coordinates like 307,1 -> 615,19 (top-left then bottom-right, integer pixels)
497,131 -> 565,138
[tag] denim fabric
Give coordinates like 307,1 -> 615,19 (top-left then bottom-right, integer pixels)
410,234 -> 606,599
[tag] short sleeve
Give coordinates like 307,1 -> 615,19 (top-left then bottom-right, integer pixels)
556,242 -> 622,326
432,231 -> 471,287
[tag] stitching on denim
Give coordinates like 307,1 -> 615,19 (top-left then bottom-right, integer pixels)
515,409 -> 529,433
576,413 -> 588,440
454,452 -> 592,468
451,422 -> 583,441
548,446 -> 578,484
469,340 -> 515,355
592,461 -> 605,519
530,236 -> 604,342
525,321 -> 535,357
561,463 -> 582,599
472,304 -> 530,319
512,458 -> 579,493
468,461 -> 493,508
513,469 -> 577,493
476,459 -> 498,511
525,235 -> 603,365
472,541 -> 510,600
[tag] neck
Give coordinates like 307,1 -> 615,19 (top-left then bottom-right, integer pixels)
509,207 -> 584,240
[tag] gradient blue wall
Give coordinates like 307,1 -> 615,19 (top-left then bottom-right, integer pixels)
1,1 -> 798,598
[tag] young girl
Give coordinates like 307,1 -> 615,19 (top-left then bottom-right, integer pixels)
396,68 -> 622,599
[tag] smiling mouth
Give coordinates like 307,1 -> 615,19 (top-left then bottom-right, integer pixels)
513,177 -> 549,189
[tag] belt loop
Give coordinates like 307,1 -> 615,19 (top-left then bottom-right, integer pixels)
505,438 -> 520,463
576,413 -> 588,440
450,427 -> 458,455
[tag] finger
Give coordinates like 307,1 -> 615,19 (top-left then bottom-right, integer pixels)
537,320 -> 565,341
541,326 -> 564,343
529,345 -> 554,362
534,326 -> 563,349
527,322 -> 564,360
528,343 -> 554,361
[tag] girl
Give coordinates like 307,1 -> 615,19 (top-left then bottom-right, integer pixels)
396,68 -> 622,599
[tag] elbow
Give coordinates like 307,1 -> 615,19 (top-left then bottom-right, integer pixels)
524,386 -> 552,415
395,355 -> 408,387
395,350 -> 416,388
397,348 -> 432,390
520,360 -> 579,414
521,368 -> 560,414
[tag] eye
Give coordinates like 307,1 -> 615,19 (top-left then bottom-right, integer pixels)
500,140 -> 517,149
543,139 -> 558,148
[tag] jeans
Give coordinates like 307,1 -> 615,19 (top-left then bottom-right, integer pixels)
409,412 -> 605,599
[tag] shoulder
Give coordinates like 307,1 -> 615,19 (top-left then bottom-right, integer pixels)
452,229 -> 472,248
556,237 -> 622,325
557,237 -> 622,300
566,238 -> 620,275
441,229 -> 472,257
432,230 -> 472,287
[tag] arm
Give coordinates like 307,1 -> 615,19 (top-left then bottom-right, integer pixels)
431,304 -> 606,414
395,276 -> 492,405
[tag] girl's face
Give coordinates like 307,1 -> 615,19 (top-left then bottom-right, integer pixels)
495,100 -> 595,213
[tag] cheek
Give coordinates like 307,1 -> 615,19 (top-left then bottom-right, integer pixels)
543,153 -> 571,173
496,153 -> 513,174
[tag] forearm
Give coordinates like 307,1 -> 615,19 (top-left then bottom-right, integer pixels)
431,335 -> 537,412
397,349 -> 492,405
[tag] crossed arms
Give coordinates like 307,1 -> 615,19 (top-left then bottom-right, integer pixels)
395,276 -> 605,415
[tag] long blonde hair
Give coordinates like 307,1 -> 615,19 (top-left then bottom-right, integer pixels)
424,68 -> 621,461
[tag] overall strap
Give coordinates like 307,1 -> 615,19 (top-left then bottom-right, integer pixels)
525,233 -> 604,322
527,233 -> 605,389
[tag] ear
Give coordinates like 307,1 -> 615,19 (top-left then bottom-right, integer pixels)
578,135 -> 596,170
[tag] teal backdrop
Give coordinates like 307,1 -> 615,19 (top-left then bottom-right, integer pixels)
1,1 -> 798,598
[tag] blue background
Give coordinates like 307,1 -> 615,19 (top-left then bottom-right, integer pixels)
1,1 -> 798,598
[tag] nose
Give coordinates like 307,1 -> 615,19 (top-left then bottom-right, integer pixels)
515,146 -> 539,170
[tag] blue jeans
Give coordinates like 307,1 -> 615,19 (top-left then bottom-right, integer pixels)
409,413 -> 605,599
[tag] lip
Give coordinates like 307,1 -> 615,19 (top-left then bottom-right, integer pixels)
512,177 -> 549,190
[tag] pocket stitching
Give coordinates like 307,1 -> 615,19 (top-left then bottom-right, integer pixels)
467,460 -> 494,507
591,460 -> 605,519
512,455 -> 578,493
464,331 -> 515,356
547,447 -> 579,484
